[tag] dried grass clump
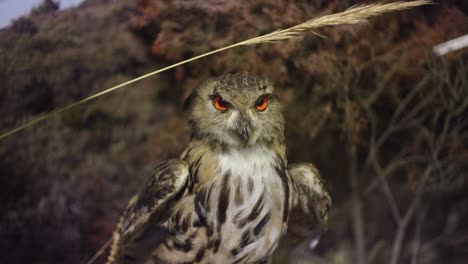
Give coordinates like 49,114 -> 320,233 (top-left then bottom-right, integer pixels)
0,1 -> 432,141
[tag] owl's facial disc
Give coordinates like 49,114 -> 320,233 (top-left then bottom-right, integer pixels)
184,74 -> 285,149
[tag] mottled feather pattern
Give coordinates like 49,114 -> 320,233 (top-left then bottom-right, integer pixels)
106,160 -> 189,264
121,160 -> 190,236
289,163 -> 331,232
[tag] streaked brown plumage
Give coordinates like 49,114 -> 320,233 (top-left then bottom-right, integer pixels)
107,74 -> 331,264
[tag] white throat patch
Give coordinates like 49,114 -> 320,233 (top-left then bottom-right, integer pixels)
217,146 -> 276,176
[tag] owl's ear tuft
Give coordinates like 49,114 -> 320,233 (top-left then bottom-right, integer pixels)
184,90 -> 198,111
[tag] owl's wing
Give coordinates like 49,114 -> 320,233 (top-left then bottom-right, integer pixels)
107,159 -> 190,264
288,163 -> 332,247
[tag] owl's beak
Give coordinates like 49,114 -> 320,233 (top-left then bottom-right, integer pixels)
241,125 -> 250,144
232,118 -> 251,145
230,112 -> 252,145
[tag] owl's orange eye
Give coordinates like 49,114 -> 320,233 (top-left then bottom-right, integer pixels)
255,95 -> 268,111
212,94 -> 230,112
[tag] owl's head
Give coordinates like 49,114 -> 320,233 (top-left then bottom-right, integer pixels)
184,74 -> 285,149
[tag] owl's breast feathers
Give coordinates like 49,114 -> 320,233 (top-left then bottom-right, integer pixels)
107,145 -> 330,264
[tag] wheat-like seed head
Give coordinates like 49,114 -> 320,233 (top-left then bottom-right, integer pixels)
241,1 -> 432,45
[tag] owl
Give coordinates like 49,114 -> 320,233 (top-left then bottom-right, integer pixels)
106,74 -> 331,264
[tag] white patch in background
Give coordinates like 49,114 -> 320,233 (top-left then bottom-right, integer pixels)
309,237 -> 320,249
433,34 -> 468,56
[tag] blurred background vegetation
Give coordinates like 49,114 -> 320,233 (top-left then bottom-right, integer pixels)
0,0 -> 467,263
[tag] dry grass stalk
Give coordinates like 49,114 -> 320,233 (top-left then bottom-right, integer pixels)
0,1 -> 432,141
241,0 -> 433,44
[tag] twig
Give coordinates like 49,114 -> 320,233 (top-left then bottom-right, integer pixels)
344,71 -> 367,264
369,145 -> 401,222
350,148 -> 367,264
368,240 -> 385,263
86,237 -> 113,264
411,208 -> 426,264
389,167 -> 432,264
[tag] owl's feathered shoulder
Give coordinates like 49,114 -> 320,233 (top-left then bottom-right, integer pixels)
288,163 -> 331,238
107,159 -> 189,264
